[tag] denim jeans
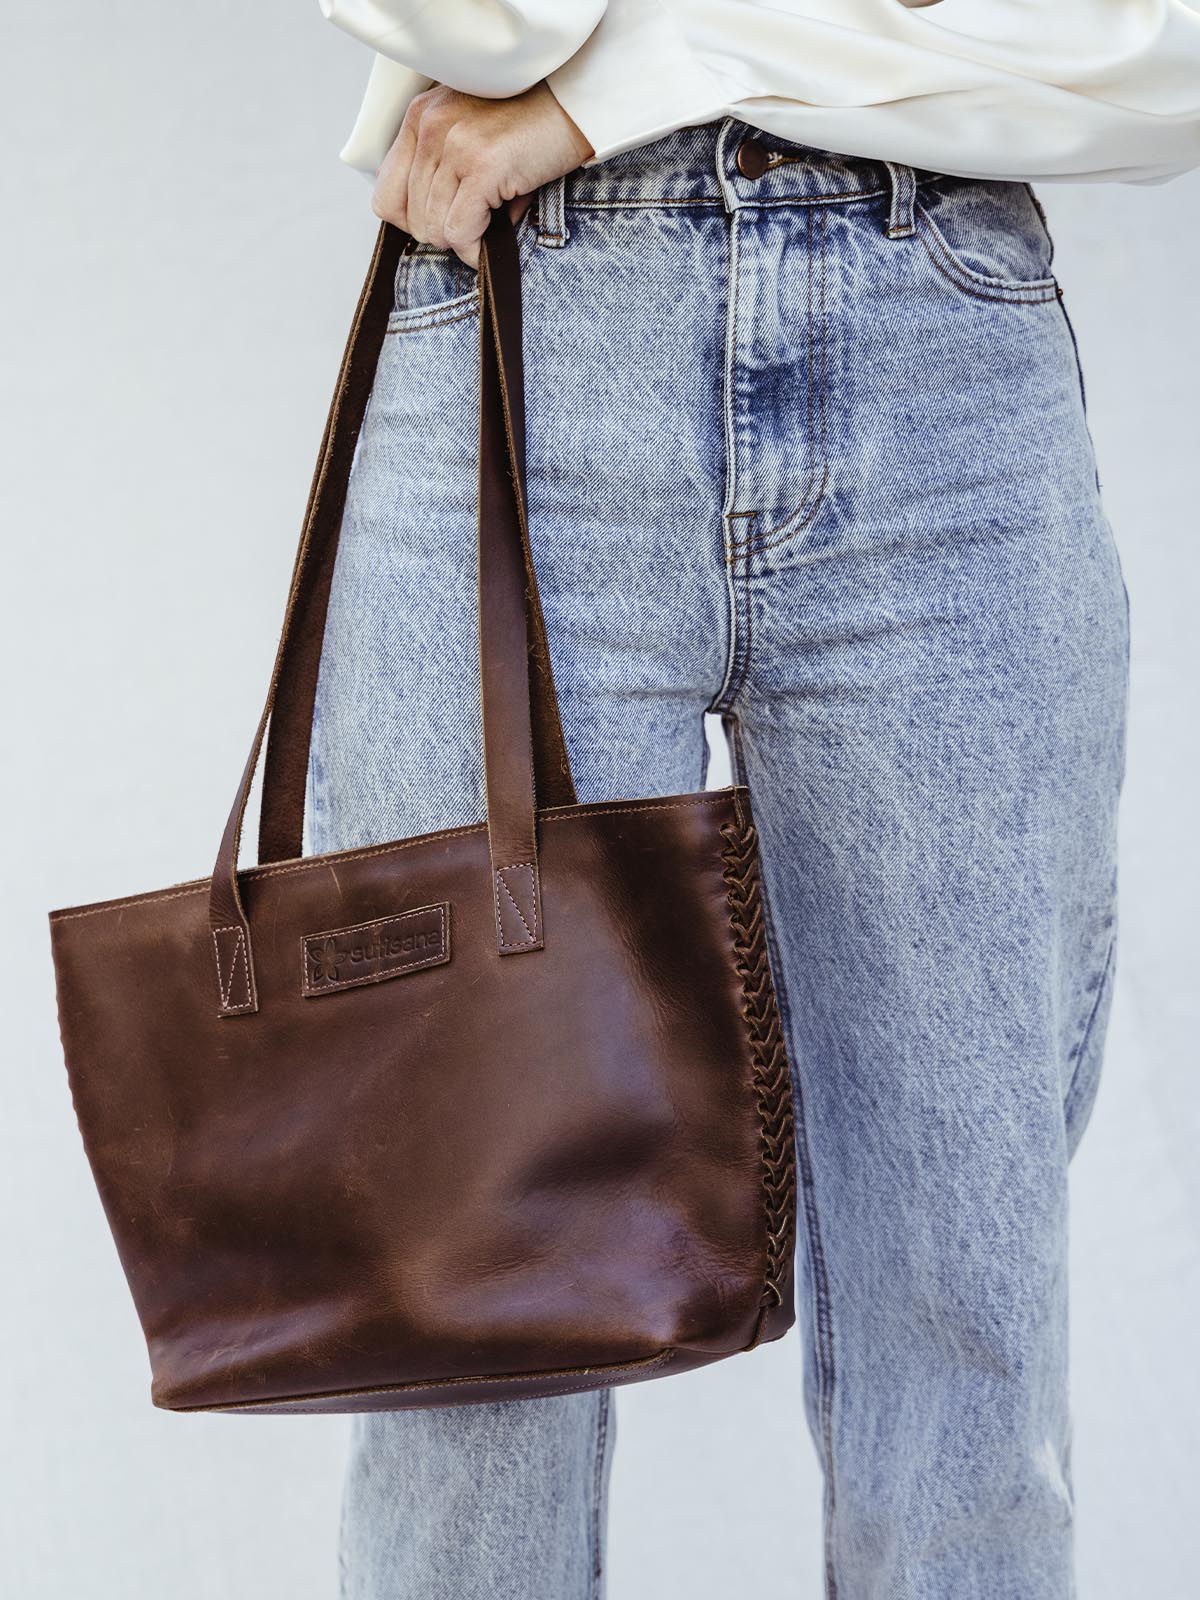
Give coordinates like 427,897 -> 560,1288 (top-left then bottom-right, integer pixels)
308,118 -> 1129,1600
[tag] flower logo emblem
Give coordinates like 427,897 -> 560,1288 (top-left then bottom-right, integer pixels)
312,938 -> 341,985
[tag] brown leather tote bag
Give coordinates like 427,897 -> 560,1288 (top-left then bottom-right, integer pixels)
48,209 -> 797,1414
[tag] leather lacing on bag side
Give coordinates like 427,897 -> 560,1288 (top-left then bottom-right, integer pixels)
720,818 -> 798,1310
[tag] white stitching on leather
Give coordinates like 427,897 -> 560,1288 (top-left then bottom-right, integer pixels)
494,863 -> 538,947
50,793 -> 739,925
212,925 -> 254,1012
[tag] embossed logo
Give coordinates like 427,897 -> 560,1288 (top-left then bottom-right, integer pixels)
301,904 -> 449,997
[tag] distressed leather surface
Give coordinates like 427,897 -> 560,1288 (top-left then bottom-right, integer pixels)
51,789 -> 794,1412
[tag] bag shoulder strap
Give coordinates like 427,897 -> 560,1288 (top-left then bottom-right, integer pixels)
208,211 -> 577,1016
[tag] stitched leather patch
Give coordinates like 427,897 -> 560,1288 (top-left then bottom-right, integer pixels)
493,863 -> 542,953
301,904 -> 449,997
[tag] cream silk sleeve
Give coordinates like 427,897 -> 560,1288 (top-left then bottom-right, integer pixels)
319,0 -> 605,169
321,0 -> 1200,184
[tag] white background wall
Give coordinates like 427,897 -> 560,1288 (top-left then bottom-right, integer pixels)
3,5 -> 1197,1596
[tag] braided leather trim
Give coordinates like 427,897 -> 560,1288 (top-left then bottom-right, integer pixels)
720,818 -> 798,1308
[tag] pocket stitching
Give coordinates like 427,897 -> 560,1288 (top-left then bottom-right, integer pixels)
915,199 -> 1060,305
386,292 -> 479,334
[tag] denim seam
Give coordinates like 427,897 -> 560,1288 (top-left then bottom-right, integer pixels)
563,176 -> 942,214
761,870 -> 840,1600
726,205 -> 830,556
1063,932 -> 1116,1129
565,196 -> 725,209
752,188 -> 885,209
725,715 -> 840,1600
734,225 -> 764,668
725,204 -> 821,552
588,1389 -> 612,1600
712,212 -> 750,713
564,193 -> 875,212
713,521 -> 753,713
742,534 -> 755,707
922,245 -> 1061,306
387,300 -> 479,334
1054,290 -> 1107,499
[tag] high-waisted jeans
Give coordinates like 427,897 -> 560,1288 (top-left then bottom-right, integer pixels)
308,118 -> 1129,1600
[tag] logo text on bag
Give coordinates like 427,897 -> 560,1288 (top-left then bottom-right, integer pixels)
301,904 -> 450,997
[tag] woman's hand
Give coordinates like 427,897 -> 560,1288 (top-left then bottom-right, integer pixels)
372,81 -> 594,267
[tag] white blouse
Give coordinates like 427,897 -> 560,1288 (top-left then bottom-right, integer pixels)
319,0 -> 1200,185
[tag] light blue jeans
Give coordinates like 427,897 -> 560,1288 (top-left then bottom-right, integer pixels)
308,119 -> 1129,1600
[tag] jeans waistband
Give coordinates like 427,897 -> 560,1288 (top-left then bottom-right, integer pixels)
532,118 -> 942,248
544,117 -> 941,217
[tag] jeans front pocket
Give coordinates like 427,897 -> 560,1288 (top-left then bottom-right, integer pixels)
914,175 -> 1061,305
387,205 -> 542,333
389,245 -> 480,333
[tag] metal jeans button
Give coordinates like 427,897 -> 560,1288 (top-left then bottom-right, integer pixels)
735,137 -> 772,180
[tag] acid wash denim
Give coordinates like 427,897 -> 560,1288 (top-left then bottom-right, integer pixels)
307,118 -> 1129,1600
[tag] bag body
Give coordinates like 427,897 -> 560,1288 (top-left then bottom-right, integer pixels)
48,212 -> 797,1413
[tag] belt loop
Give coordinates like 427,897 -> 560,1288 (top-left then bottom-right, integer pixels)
536,174 -> 568,247
884,161 -> 916,239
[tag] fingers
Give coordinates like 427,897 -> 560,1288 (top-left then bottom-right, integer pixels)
371,111 -> 418,233
443,184 -> 494,269
374,90 -> 484,265
370,82 -> 583,267
419,161 -> 462,250
377,90 -> 483,260
405,97 -> 446,243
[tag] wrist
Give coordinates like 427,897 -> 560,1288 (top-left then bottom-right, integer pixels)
544,81 -> 595,165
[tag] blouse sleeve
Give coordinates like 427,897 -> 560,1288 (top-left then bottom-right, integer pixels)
319,1 -> 606,96
320,0 -> 1200,185
544,0 -> 1200,184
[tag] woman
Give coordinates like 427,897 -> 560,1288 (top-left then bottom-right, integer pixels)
310,4 -> 1200,1596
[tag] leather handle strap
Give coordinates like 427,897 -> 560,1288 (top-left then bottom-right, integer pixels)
209,209 -> 576,1015
477,213 -> 544,955
257,213 -> 575,869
